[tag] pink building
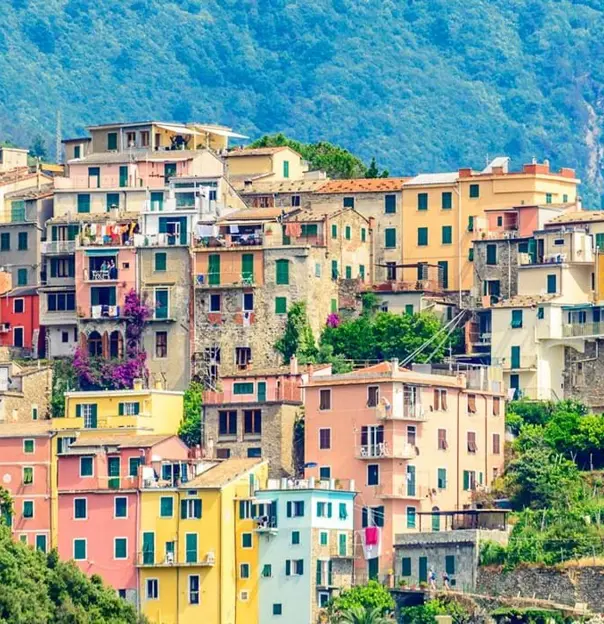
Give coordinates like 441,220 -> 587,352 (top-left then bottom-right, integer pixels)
304,361 -> 505,580
483,203 -> 574,239
0,421 -> 54,552
57,433 -> 189,601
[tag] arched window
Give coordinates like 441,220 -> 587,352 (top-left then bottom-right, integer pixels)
88,331 -> 102,357
431,506 -> 440,532
109,331 -> 123,359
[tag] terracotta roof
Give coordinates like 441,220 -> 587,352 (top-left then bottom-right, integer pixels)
184,458 -> 264,488
5,183 -> 54,201
70,434 -> 175,448
0,420 -> 53,437
237,179 -> 327,194
493,294 -> 558,308
217,207 -> 295,222
545,210 -> 604,225
226,147 -> 290,157
48,210 -> 139,224
317,178 -> 407,194
225,363 -> 330,378
0,169 -> 40,187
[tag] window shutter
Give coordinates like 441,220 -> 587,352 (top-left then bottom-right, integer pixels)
195,499 -> 202,518
285,560 -> 291,576
298,559 -> 304,575
75,404 -> 81,418
50,260 -> 57,278
181,500 -> 187,519
328,560 -> 333,585
402,557 -> 411,576
286,501 -> 292,518
463,471 -> 469,491
118,403 -> 124,416
327,503 -> 332,518
239,501 -> 245,519
362,507 -> 368,528
299,501 -> 304,516
445,555 -> 455,574
316,560 -> 322,585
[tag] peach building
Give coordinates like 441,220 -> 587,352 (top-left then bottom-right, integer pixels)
56,433 -> 190,603
304,361 -> 505,579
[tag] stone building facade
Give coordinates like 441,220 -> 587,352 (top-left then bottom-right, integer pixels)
0,360 -> 53,423
563,339 -> 604,413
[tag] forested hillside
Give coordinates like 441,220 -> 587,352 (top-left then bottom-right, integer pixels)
1,0 -> 603,201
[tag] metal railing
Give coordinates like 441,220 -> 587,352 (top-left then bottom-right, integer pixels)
194,272 -> 255,288
502,355 -> 538,370
356,442 -> 416,460
563,322 -> 604,338
41,240 -> 76,254
135,551 -> 216,567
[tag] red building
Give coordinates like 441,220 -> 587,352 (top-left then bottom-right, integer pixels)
0,286 -> 40,355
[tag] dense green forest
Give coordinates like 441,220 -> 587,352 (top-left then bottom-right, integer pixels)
1,0 -> 604,202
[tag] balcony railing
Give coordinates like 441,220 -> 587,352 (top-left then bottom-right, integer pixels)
41,241 -> 76,254
254,516 -> 279,534
562,322 -> 604,338
204,383 -> 302,404
87,305 -> 120,319
194,233 -> 264,249
135,551 -> 216,567
195,273 -> 255,288
502,355 -> 538,371
375,484 -> 427,500
83,268 -> 119,282
376,402 -> 427,422
356,442 -> 417,460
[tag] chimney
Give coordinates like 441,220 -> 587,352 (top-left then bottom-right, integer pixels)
559,167 -> 576,179
391,358 -> 399,373
290,355 -> 299,375
458,168 -> 473,178
133,378 -> 144,391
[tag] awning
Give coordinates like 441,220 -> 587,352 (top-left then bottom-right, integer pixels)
193,124 -> 249,139
85,249 -> 119,256
155,123 -> 202,137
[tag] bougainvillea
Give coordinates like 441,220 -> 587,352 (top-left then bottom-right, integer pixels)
326,313 -> 341,328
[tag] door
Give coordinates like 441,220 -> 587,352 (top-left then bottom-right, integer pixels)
257,382 -> 266,402
208,254 -> 220,285
108,457 -> 120,489
88,167 -> 100,188
242,254 -> 254,283
154,289 -> 169,320
419,556 -> 428,583
186,533 -> 198,563
511,346 -> 520,369
119,166 -> 128,188
142,532 -> 155,565
164,163 -> 177,184
431,507 -> 440,532
407,465 -> 416,496
537,238 -> 545,263
368,557 -> 379,581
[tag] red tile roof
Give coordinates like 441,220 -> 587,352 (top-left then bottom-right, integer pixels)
317,178 -> 408,194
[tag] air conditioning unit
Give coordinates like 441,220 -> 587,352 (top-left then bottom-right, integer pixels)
165,551 -> 174,564
205,551 -> 216,565
0,323 -> 9,333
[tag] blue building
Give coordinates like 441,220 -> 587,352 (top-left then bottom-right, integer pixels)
255,477 -> 356,623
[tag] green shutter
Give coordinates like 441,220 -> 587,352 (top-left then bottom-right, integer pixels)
385,228 -> 396,248
115,538 -> 127,558
438,468 -> 447,489
547,274 -> 557,294
276,260 -> 289,285
283,160 -> 289,178
339,533 -> 347,555
186,533 -> 198,563
345,266 -> 352,279
511,310 -> 523,328
418,193 -> 428,210
486,244 -> 497,265
442,192 -> 452,210
468,248 -> 474,261
208,254 -> 220,285
106,193 -> 120,211
442,226 -> 452,244
286,560 -> 291,576
119,166 -> 128,188
142,532 -> 155,564
511,346 -> 521,369
345,225 -> 351,240
359,265 -> 365,279
331,224 -> 337,239
438,261 -> 449,289
402,557 -> 411,576
331,261 -> 338,279
275,297 -> 287,314
469,184 -> 480,198
445,555 -> 455,574
76,404 -> 82,418
77,194 -> 90,213
242,254 -> 254,282
155,252 -> 167,272
118,403 -> 124,416
463,470 -> 470,491
361,228 -> 366,242
385,194 -> 396,213
107,133 -> 118,150
17,269 -> 27,286
160,497 -> 173,517
468,216 -> 474,232
418,228 -> 428,246
316,560 -> 322,585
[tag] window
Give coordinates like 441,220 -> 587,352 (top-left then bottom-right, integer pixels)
242,533 -> 252,548
154,288 -> 169,319
181,499 -> 202,519
146,578 -> 159,600
154,252 -> 167,272
339,503 -> 348,520
291,531 -> 300,545
511,345 -> 521,369
497,216 -> 503,227
361,227 -> 366,242
50,257 -> 75,278
240,562 -> 250,578
22,467 -> 33,485
74,498 -> 87,519
331,260 -> 339,279
359,265 -> 365,280
547,274 -> 557,294
493,433 -> 501,454
291,195 -> 301,207
434,389 -> 448,411
467,431 -> 477,453
285,559 -> 304,576
317,502 -> 332,518
438,260 -> 449,289
209,294 -> 221,312
345,265 -> 352,279
407,506 -> 416,528
243,292 -> 254,312
385,194 -> 396,213
235,347 -> 252,368
511,309 -> 523,328
17,269 -> 27,286
418,193 -> 428,210
437,468 -> 447,489
319,592 -> 330,608
361,506 -> 384,528
417,227 -> 428,246
554,238 -> 565,246
234,382 -> 254,395
469,183 -> 480,198
189,575 -> 200,605
468,394 -> 477,414
160,497 -> 174,518
319,531 -> 328,546
384,228 -> 396,248
407,425 -> 416,446
114,538 -> 127,559
247,447 -> 261,458
276,259 -> 290,284
486,244 -> 497,265
319,466 -> 331,479
244,410 -> 261,435
114,497 -> 128,518
140,131 -> 150,147
343,197 -> 354,208
442,226 -> 452,245
216,449 -> 230,459
286,501 -> 305,517
442,192 -> 452,210
367,386 -> 379,407
62,331 -> 69,343
0,233 -> 9,251
331,224 -> 337,239
47,292 -> 75,312
273,604 -> 283,616
468,215 -> 474,232
367,464 -> 379,486
493,397 -> 501,416
319,389 -> 331,410
18,232 -> 28,250
73,538 -> 87,560
23,439 -> 34,454
546,192 -> 553,204
77,194 -> 91,213
36,534 -> 47,553
345,225 -> 351,240
22,500 -> 34,519
438,428 -> 448,450
463,470 -> 477,491
537,307 -> 544,320
275,296 -> 287,314
283,160 -> 290,178
445,555 -> 456,575
319,428 -> 331,450
401,557 -> 412,576
31,405 -> 38,421
107,132 -> 118,150
155,331 -> 168,358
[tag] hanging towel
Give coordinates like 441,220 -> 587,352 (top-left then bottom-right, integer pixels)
361,526 -> 382,560
285,222 -> 302,237
365,526 -> 379,546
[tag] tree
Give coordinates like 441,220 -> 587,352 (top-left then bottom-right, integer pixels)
275,302 -> 318,363
29,134 -> 48,159
328,581 -> 395,617
400,598 -> 471,624
365,157 -> 389,179
179,381 -> 204,447
50,359 -> 78,418
334,605 -> 395,623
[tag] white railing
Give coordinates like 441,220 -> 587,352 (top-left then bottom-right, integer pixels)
41,240 -> 76,254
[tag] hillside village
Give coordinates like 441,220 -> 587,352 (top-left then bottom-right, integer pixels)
1,122 -> 604,623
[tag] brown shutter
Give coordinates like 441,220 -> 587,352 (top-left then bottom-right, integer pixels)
441,390 -> 448,411
468,394 -> 476,413
493,397 -> 501,416
433,390 -> 440,411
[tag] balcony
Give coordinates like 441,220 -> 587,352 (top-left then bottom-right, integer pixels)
376,402 -> 427,422
356,442 -> 417,460
254,516 -> 279,535
562,322 -> 604,339
375,484 -> 427,500
83,267 -> 119,282
85,305 -> 120,320
372,279 -> 442,293
502,355 -> 537,371
195,273 -> 256,289
136,552 -> 216,567
204,383 -> 302,405
41,240 -> 76,255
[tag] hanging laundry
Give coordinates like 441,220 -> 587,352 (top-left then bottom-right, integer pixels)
361,526 -> 382,560
285,222 -> 302,237
230,224 -> 240,234
365,526 -> 379,546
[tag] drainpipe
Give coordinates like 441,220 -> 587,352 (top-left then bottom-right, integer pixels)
454,182 -> 462,307
484,394 -> 488,487
456,389 -> 461,509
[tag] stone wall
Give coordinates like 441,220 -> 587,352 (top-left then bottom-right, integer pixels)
0,366 -> 53,422
473,239 -> 521,301
564,339 -> 604,413
477,565 -> 604,612
204,402 -> 301,477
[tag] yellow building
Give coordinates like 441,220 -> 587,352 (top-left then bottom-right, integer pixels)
138,458 -> 268,624
225,146 -> 308,183
401,158 -> 580,293
54,382 -> 184,436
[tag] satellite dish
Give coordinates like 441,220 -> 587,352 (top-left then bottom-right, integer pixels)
2,474 -> 12,484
